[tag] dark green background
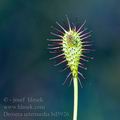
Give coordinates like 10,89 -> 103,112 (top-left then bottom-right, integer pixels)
0,0 -> 120,120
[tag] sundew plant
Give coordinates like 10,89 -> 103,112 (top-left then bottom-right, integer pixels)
48,16 -> 93,120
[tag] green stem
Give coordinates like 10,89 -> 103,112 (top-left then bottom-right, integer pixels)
73,77 -> 78,120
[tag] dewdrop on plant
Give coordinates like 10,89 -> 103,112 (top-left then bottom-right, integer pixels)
48,16 -> 93,120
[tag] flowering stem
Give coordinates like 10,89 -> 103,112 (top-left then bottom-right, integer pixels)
73,77 -> 78,120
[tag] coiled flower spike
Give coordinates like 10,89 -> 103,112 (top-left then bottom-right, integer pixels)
48,16 -> 93,120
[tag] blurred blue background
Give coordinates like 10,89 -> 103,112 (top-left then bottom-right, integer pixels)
0,0 -> 120,120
